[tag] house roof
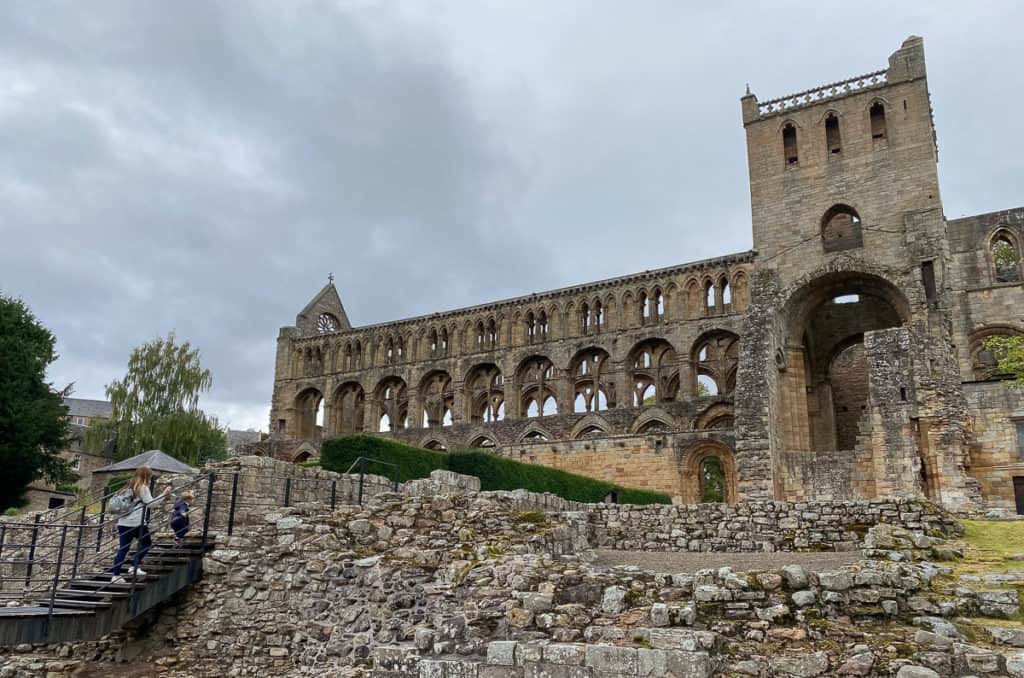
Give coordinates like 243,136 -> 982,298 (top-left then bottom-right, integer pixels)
65,398 -> 112,419
93,450 -> 197,475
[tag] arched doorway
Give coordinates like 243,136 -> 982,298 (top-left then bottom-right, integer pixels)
681,444 -> 737,504
294,387 -> 324,440
780,272 -> 910,454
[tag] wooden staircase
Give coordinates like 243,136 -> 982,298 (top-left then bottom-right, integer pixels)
0,537 -> 211,646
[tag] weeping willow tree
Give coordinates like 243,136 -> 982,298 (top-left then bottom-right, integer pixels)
89,333 -> 226,465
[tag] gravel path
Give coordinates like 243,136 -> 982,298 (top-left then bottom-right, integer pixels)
592,549 -> 861,574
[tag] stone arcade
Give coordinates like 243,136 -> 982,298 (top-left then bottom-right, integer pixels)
265,37 -> 1024,511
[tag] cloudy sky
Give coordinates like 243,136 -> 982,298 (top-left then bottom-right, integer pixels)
2,2 -> 1021,431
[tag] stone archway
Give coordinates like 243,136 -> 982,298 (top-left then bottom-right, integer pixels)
680,443 -> 738,504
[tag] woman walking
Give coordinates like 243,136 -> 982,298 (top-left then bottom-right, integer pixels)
111,466 -> 171,583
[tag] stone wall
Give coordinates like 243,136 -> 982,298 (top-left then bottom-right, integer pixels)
584,498 -> 960,552
3,482 -> 1017,678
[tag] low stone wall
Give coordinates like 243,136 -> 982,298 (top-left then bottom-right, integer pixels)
585,498 -> 961,552
3,490 -> 1017,678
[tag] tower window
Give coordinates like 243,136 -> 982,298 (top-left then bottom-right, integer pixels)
870,102 -> 887,140
825,113 -> 841,155
783,124 -> 798,165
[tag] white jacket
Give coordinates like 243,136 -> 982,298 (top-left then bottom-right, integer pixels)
116,485 -> 167,528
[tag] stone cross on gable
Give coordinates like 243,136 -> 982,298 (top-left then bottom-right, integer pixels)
328,272 -> 334,284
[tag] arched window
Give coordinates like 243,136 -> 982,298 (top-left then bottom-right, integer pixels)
697,374 -> 719,396
537,312 -> 548,341
640,292 -> 651,323
542,396 -> 557,416
655,290 -> 664,319
705,281 -> 715,310
429,330 -> 438,357
379,413 -> 391,432
353,340 -> 362,368
525,312 -> 536,343
825,113 -> 841,155
630,338 -> 679,406
344,343 -> 353,371
992,232 -> 1022,283
471,436 -> 496,449
783,123 -> 798,165
580,303 -> 591,334
466,364 -> 504,423
595,301 -> 605,331
720,278 -> 731,307
476,322 -> 485,349
821,204 -> 863,252
870,102 -> 887,140
523,430 -> 548,441
440,328 -> 449,355
526,399 -> 539,418
487,318 -> 498,348
376,377 -> 408,432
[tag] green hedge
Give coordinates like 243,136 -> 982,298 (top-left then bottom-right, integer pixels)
320,435 -> 671,505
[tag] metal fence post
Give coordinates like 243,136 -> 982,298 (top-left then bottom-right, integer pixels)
392,465 -> 400,492
357,458 -> 366,505
201,472 -> 215,548
45,525 -> 69,640
330,480 -> 337,510
227,473 -> 239,536
25,514 -> 41,588
0,524 -> 5,561
95,495 -> 108,553
283,477 -> 292,508
71,506 -> 86,580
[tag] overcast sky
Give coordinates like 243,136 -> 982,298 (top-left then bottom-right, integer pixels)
2,1 -> 1021,432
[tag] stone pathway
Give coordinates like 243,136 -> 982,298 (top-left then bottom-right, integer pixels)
592,549 -> 861,573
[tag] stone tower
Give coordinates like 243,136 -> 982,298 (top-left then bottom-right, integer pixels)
734,36 -> 977,507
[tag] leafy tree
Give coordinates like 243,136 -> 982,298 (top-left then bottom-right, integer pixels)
90,333 -> 226,465
0,294 -> 73,510
985,335 -> 1024,387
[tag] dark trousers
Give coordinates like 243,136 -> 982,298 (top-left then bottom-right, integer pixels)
112,525 -> 151,575
171,516 -> 188,540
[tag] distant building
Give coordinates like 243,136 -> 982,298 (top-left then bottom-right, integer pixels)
21,397 -> 114,513
227,428 -> 263,455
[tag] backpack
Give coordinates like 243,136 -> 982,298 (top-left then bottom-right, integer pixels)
107,487 -> 139,517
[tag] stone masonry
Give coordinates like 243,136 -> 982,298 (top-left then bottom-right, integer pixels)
262,36 -> 1024,511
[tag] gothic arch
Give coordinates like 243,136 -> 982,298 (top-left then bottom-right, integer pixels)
419,436 -> 449,451
570,414 -> 613,439
694,402 -> 735,431
518,424 -> 555,443
631,407 -> 676,434
466,429 -> 498,449
989,227 -> 1022,284
968,325 -> 1024,381
465,363 -> 504,422
691,330 -> 740,396
628,338 -> 679,406
331,381 -> 366,436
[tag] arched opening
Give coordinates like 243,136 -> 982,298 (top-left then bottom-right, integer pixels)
781,272 -> 910,455
471,435 -> 496,449
522,430 -> 548,442
821,204 -> 863,252
870,102 -> 887,140
681,445 -> 737,504
570,348 -> 611,412
705,280 -> 715,311
991,231 -> 1022,283
294,387 -> 324,440
374,377 -> 409,433
970,328 -> 1024,381
720,279 -> 731,308
518,356 -> 557,418
332,382 -> 365,435
630,339 -> 678,407
575,425 -> 606,439
696,374 -> 719,396
692,331 -> 740,397
424,440 -> 447,451
640,292 -> 651,324
466,363 -> 504,423
782,123 -> 798,165
824,112 -> 841,155
293,449 -> 314,463
419,370 -> 454,429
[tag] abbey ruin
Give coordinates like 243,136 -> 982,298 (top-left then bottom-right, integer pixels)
266,37 -> 1024,512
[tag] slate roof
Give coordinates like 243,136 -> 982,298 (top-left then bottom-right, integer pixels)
64,398 -> 112,419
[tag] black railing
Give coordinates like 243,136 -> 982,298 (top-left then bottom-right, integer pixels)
0,459 -> 401,641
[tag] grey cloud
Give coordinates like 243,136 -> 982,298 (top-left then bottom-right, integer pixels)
0,1 -> 1021,429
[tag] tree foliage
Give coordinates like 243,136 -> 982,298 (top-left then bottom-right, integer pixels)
0,294 -> 73,510
985,335 -> 1024,387
90,333 -> 226,465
